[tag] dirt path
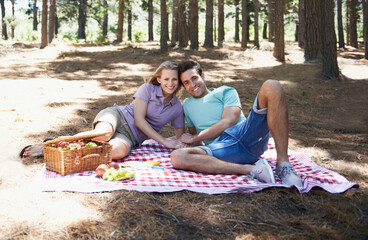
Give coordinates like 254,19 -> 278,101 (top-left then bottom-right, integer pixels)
0,41 -> 367,239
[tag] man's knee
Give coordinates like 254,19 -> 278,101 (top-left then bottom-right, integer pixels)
170,149 -> 187,169
262,80 -> 284,95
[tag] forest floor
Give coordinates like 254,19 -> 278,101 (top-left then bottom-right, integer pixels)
0,39 -> 367,239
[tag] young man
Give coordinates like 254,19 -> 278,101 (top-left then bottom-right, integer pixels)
170,60 -> 303,187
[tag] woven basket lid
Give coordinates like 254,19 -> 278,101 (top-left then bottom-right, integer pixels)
42,132 -> 112,145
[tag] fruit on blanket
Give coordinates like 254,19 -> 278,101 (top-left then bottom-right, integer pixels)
85,142 -> 98,148
95,164 -> 110,177
109,162 -> 120,169
100,167 -> 135,181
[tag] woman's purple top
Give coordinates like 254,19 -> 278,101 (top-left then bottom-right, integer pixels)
115,83 -> 184,146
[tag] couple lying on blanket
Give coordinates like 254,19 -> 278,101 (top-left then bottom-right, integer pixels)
21,60 -> 302,188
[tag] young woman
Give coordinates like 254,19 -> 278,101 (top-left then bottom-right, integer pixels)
20,61 -> 186,160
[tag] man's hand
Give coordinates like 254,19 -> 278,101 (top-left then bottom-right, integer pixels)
162,139 -> 188,149
179,133 -> 198,144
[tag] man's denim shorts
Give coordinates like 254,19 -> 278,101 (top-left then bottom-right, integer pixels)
197,96 -> 270,164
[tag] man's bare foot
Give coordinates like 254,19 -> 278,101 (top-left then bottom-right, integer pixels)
19,145 -> 44,158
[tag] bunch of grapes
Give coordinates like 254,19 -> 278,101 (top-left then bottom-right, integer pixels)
102,168 -> 135,181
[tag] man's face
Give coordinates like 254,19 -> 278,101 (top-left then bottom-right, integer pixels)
180,68 -> 209,98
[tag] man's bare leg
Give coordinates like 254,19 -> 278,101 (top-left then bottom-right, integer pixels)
257,80 -> 289,167
171,148 -> 253,175
257,80 -> 303,187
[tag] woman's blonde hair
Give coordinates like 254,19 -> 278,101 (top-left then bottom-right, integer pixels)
146,61 -> 182,95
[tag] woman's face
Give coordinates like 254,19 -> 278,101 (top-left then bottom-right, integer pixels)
157,69 -> 179,98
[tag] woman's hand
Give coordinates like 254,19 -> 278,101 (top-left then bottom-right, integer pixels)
162,139 -> 188,149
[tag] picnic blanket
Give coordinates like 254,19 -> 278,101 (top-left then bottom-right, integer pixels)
31,138 -> 359,194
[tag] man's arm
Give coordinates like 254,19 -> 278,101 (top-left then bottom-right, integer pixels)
180,106 -> 241,144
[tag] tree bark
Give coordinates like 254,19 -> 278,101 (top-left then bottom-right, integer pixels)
254,0 -> 259,48
321,0 -> 339,79
241,0 -> 247,48
0,0 -> 7,40
218,0 -> 224,47
235,0 -> 240,42
346,0 -> 351,45
273,0 -> 284,61
171,0 -> 179,45
268,0 -> 275,42
116,0 -> 124,43
127,5 -> 132,41
148,0 -> 153,41
178,0 -> 188,48
203,0 -> 214,47
160,0 -> 168,52
337,0 -> 345,48
189,0 -> 199,50
304,0 -> 321,61
77,0 -> 87,39
48,0 -> 56,43
40,0 -> 48,48
33,0 -> 38,31
349,0 -> 358,48
263,22 -> 267,39
298,0 -> 305,48
102,0 -> 108,38
364,0 -> 368,59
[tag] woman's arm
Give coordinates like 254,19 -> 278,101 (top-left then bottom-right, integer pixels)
134,98 -> 186,149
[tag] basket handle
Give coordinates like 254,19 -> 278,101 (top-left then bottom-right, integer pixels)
82,154 -> 101,161
43,132 -> 113,145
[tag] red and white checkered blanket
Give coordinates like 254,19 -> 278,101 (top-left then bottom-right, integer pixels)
32,138 -> 359,194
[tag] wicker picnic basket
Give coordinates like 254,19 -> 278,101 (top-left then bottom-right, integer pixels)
42,133 -> 112,176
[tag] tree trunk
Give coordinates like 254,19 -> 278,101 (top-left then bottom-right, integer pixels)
178,0 -> 188,48
321,0 -> 339,79
349,0 -> 358,48
48,0 -> 56,43
363,0 -> 368,59
189,0 -> 199,50
304,0 -> 321,61
273,0 -> 284,61
171,0 -> 179,45
203,0 -> 214,47
337,0 -> 345,48
254,0 -> 259,48
346,0 -> 351,45
0,0 -> 7,40
33,0 -> 38,31
298,0 -> 305,48
77,0 -> 87,39
218,0 -> 224,47
235,0 -> 240,42
268,0 -> 275,42
148,0 -> 153,41
102,0 -> 108,38
241,0 -> 247,48
116,0 -> 124,43
160,0 -> 168,52
128,5 -> 132,41
263,22 -> 267,39
40,0 -> 48,48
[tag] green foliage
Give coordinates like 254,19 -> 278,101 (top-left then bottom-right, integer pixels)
20,26 -> 39,41
134,29 -> 147,42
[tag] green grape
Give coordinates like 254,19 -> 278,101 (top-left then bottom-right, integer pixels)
102,172 -> 109,180
105,169 -> 112,175
111,170 -> 119,179
107,175 -> 114,181
118,169 -> 128,177
126,172 -> 135,179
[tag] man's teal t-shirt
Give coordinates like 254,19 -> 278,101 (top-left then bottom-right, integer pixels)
183,86 -> 246,145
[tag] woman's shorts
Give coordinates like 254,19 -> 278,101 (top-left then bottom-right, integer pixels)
93,107 -> 137,148
197,95 -> 270,164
